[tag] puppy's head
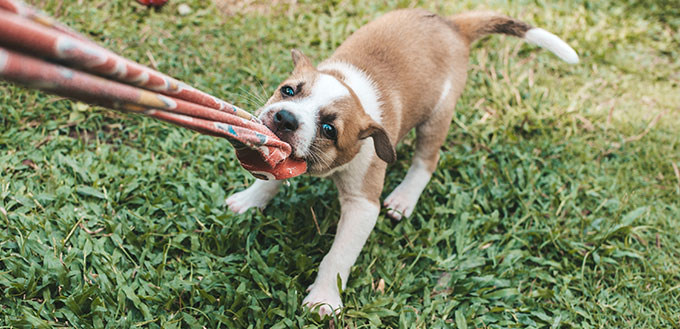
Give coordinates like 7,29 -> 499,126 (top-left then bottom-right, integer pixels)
257,49 -> 395,175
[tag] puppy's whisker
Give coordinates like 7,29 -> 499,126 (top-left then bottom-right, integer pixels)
241,94 -> 264,108
306,145 -> 321,167
234,94 -> 260,109
255,79 -> 270,105
316,150 -> 332,169
308,144 -> 332,170
237,87 -> 267,108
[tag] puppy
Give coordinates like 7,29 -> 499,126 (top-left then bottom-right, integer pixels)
227,9 -> 578,315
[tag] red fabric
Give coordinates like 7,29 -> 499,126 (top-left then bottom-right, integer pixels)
137,0 -> 168,7
0,0 -> 306,180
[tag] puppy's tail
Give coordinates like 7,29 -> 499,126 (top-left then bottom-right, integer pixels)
448,11 -> 579,64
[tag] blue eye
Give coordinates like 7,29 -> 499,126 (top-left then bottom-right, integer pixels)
281,85 -> 295,97
321,123 -> 337,140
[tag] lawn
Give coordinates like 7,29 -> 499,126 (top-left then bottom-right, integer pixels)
1,0 -> 679,328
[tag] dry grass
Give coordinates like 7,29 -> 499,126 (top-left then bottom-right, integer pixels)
212,0 -> 297,16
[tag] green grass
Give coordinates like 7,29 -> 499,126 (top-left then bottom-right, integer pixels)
1,0 -> 679,327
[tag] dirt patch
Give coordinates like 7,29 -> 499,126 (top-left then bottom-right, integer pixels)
212,0 -> 297,16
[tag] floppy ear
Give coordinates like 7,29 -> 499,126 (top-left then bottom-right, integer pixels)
291,49 -> 313,72
359,122 -> 396,164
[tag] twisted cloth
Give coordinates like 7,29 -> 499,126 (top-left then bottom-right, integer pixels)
0,0 -> 306,180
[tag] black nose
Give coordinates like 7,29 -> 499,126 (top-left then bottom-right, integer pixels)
273,110 -> 299,132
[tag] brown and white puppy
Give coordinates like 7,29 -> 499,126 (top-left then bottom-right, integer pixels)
227,10 -> 578,315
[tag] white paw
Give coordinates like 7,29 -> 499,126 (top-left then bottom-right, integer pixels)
226,190 -> 266,214
302,285 -> 343,317
383,184 -> 420,220
226,180 -> 281,214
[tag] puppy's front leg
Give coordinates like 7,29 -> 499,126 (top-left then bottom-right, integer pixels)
226,179 -> 283,214
303,194 -> 379,316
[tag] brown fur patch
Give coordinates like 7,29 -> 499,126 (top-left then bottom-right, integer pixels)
305,97 -> 367,174
257,63 -> 317,117
358,123 -> 395,163
484,17 -> 531,37
449,11 -> 533,43
326,9 -> 469,141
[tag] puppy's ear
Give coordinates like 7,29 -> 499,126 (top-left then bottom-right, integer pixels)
359,122 -> 396,164
291,49 -> 313,72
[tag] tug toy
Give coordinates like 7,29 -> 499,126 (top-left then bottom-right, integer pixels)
137,0 -> 168,7
0,0 -> 306,180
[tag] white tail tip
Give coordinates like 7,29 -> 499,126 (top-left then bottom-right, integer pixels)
524,28 -> 579,64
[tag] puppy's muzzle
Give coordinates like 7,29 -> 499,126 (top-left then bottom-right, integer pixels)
272,109 -> 299,134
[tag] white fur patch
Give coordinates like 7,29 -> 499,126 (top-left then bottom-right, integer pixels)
524,28 -> 579,64
259,74 -> 350,158
433,79 -> 452,113
317,61 -> 383,124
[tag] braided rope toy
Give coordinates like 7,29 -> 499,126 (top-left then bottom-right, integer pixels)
0,0 -> 307,180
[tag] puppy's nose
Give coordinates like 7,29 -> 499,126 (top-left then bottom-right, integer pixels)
273,110 -> 299,132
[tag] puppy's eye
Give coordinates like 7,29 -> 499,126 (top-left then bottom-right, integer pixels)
280,85 -> 295,97
321,123 -> 337,140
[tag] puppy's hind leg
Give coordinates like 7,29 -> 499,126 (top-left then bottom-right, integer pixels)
384,83 -> 460,220
226,179 -> 283,214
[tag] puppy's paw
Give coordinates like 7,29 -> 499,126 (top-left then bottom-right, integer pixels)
302,286 -> 343,317
226,191 -> 263,214
383,185 -> 419,220
226,181 -> 280,214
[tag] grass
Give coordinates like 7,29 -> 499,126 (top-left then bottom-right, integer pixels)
1,0 -> 679,327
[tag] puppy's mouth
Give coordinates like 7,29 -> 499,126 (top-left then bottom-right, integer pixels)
259,107 -> 326,168
262,119 -> 294,146
260,114 -> 305,161
263,116 -> 329,171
